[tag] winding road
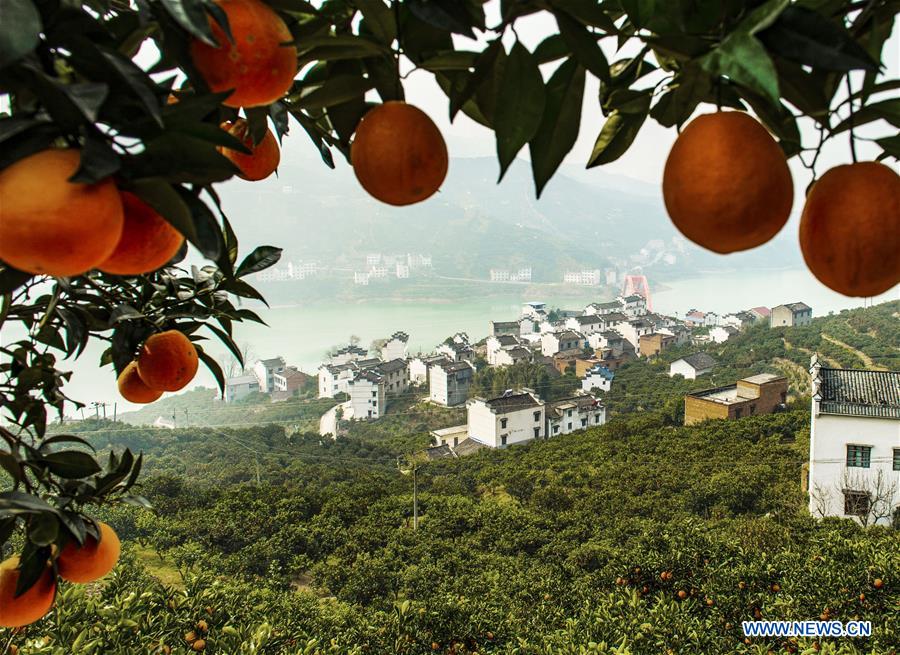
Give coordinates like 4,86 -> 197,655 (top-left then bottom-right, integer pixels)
319,400 -> 351,438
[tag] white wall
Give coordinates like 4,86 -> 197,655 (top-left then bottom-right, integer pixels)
808,410 -> 899,526
670,359 -> 701,379
467,401 -> 545,448
548,406 -> 606,437
349,378 -> 384,420
429,367 -> 449,405
582,372 -> 612,393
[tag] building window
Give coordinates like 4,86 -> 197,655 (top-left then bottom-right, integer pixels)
372,391 -> 377,397
500,418 -> 508,429
553,425 -> 559,433
749,405 -> 756,414
843,490 -> 870,517
735,408 -> 742,418
533,411 -> 541,422
501,434 -> 507,446
595,414 -> 601,423
780,392 -> 787,403
895,449 -> 900,472
533,427 -> 540,438
847,445 -> 871,468
567,422 -> 572,430
581,418 -> 587,427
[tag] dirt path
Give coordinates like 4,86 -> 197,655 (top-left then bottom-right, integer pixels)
821,334 -> 887,370
784,338 -> 840,368
773,357 -> 809,394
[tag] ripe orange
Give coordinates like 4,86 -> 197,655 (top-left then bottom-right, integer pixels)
873,578 -> 884,589
192,639 -> 207,652
0,149 -> 124,276
189,0 -> 297,108
57,522 -> 121,583
218,119 -> 281,180
98,191 -> 184,275
351,102 -> 448,206
799,161 -> 900,297
136,330 -> 199,392
0,556 -> 56,628
662,111 -> 793,253
117,361 -> 164,404
677,590 -> 688,600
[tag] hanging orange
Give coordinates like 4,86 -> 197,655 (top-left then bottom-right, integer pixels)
0,556 -> 56,628
662,112 -> 793,253
351,102 -> 449,206
136,330 -> 199,392
219,119 -> 281,180
98,191 -> 184,275
57,522 -> 121,583
800,161 -> 900,296
117,361 -> 164,404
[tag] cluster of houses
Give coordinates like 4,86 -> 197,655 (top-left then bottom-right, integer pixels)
224,357 -> 312,403
354,253 -> 433,285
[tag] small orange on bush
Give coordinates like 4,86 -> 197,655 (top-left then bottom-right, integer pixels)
0,557 -> 56,628
351,102 -> 448,206
873,578 -> 884,589
189,0 -> 297,108
0,149 -> 124,276
57,522 -> 121,583
800,161 -> 900,296
662,111 -> 793,253
218,119 -> 281,181
136,330 -> 199,392
192,639 -> 207,652
118,361 -> 164,404
677,590 -> 687,600
98,191 -> 184,275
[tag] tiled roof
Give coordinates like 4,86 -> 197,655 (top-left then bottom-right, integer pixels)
494,334 -> 519,346
439,360 -> 473,373
786,302 -> 811,312
622,294 -> 643,303
573,315 -> 604,324
491,320 -> 520,329
423,444 -> 456,460
555,330 -> 583,341
604,312 -> 628,322
227,375 -> 258,385
484,392 -> 542,412
390,331 -> 409,342
679,352 -> 717,370
454,438 -> 486,456
818,367 -> 900,419
548,394 -> 602,417
258,357 -> 285,367
588,301 -> 623,310
377,359 -> 408,374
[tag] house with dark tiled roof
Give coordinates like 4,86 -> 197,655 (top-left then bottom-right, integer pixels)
669,352 -> 717,379
494,345 -> 533,367
584,300 -> 625,316
429,360 -> 474,407
546,393 -> 606,437
565,313 -> 606,335
381,331 -> 409,360
541,330 -> 586,356
467,389 -> 545,448
808,355 -> 900,526
770,302 -> 812,327
376,358 -> 409,395
348,369 -> 386,420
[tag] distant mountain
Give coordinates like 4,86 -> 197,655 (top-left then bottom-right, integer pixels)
216,154 -> 803,282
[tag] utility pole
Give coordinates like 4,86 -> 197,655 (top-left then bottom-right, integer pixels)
397,455 -> 419,530
112,402 -> 117,423
172,410 -> 177,429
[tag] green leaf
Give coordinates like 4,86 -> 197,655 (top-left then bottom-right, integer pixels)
408,0 -> 480,38
420,50 -> 479,71
0,491 -> 61,516
160,0 -> 218,46
774,59 -> 830,125
587,109 -> 648,167
495,42 -> 546,182
39,434 -> 95,452
0,0 -> 41,67
356,0 -> 396,45
130,179 -> 202,251
0,266 -> 32,294
649,65 -> 711,128
550,0 -> 617,33
529,59 -> 585,198
831,99 -> 900,134
196,345 -> 226,393
740,92 -> 802,157
700,30 -> 780,106
555,9 -> 610,83
448,39 -> 502,120
27,513 -> 58,547
759,5 -> 878,72
237,246 -> 283,277
294,74 -> 375,110
43,451 -> 102,479
70,131 -> 121,184
740,0 -> 792,35
875,134 -> 900,160
533,34 -> 568,65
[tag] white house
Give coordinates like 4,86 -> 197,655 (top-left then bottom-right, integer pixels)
540,330 -> 585,357
486,334 -> 521,365
584,300 -> 624,316
771,302 -> 813,327
565,314 -> 606,336
429,360 -> 475,407
546,394 -> 606,437
436,340 -> 475,363
224,375 -> 259,403
467,390 -> 546,448
253,357 -> 285,393
669,353 -> 717,379
587,330 -> 628,355
615,318 -> 654,350
582,364 -> 615,393
319,358 -> 381,398
380,332 -> 409,361
521,301 -> 547,320
376,358 -> 409,395
616,294 -> 647,317
709,325 -> 739,343
348,370 -> 386,420
808,357 -> 900,526
409,354 -> 448,385
493,345 -> 533,367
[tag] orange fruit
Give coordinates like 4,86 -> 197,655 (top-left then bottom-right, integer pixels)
799,161 -> 900,297
218,119 -> 280,180
662,111 -> 793,253
0,556 -> 56,628
192,639 -> 207,652
57,522 -> 121,583
189,0 -> 297,108
0,149 -> 123,276
351,102 -> 448,206
136,330 -> 199,392
98,191 -> 184,275
117,361 -> 164,404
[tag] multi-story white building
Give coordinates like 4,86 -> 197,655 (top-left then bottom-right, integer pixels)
493,345 -> 532,366
395,263 -> 410,278
771,302 -> 813,327
429,360 -> 475,407
614,318 -> 654,350
380,331 -> 409,361
436,340 -> 475,363
253,357 -> 285,393
582,364 -> 615,393
521,301 -> 547,320
318,358 -> 381,398
587,330 -> 628,355
565,314 -> 605,336
377,359 -> 409,395
490,268 -> 511,282
486,334 -> 521,365
616,294 -> 648,317
807,357 -> 900,526
564,269 -> 603,285
224,375 -> 260,403
409,354 -> 448,385
584,300 -> 624,316
353,272 -> 370,285
540,331 -> 585,357
546,394 -> 606,437
467,390 -> 546,448
348,370 -> 386,420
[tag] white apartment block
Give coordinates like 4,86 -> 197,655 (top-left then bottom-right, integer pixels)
467,390 -> 546,448
547,395 -> 606,437
541,331 -> 585,357
348,371 -> 386,420
253,357 -> 285,393
808,357 -> 899,527
429,360 -> 474,407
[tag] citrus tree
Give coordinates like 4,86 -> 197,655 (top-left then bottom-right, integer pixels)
1,0 -> 899,629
